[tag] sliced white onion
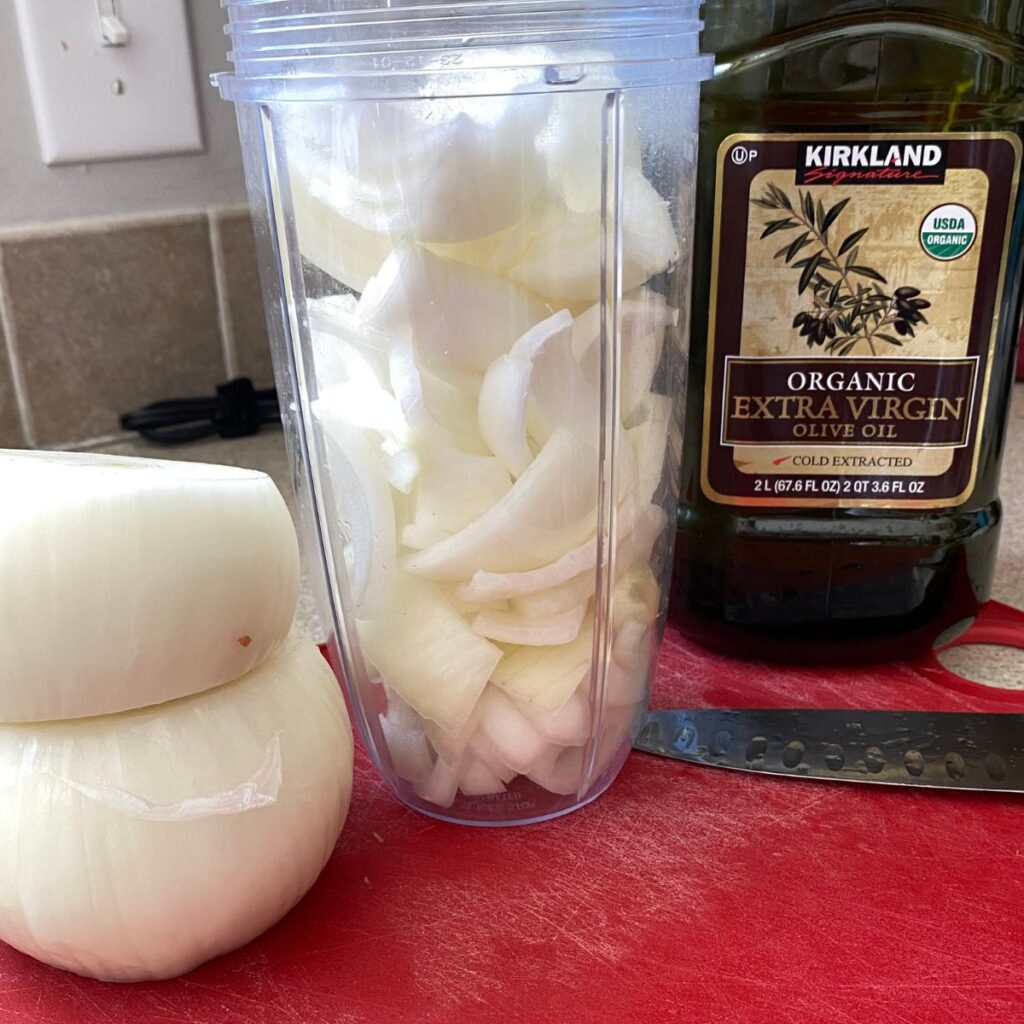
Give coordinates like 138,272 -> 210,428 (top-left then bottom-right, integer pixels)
476,688 -> 552,776
599,562 -> 661,708
572,290 -> 677,425
316,383 -> 419,494
308,292 -> 391,357
524,320 -> 600,449
455,500 -> 664,604
313,405 -> 397,619
292,95 -> 551,244
498,169 -> 678,306
472,600 -> 588,646
423,717 -> 475,766
387,340 -> 486,454
466,733 -> 518,784
607,620 -> 654,708
490,621 -> 594,714
457,758 -> 508,797
627,392 -> 675,508
413,757 -> 460,809
404,427 -> 598,581
477,309 -> 574,476
307,299 -> 421,494
423,704 -> 529,789
0,631 -> 352,982
378,712 -> 433,785
418,362 -> 490,455
592,704 -> 641,779
534,84 -> 644,201
308,298 -> 390,395
0,451 -> 299,724
358,244 -> 552,373
402,449 -> 512,551
359,579 -> 502,738
614,562 -> 662,632
291,173 -> 393,293
526,745 -> 585,796
515,689 -> 591,746
511,570 -> 596,619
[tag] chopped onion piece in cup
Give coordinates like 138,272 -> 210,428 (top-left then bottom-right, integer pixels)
403,427 -> 599,580
387,341 -> 491,456
491,622 -> 595,714
414,758 -> 461,809
316,383 -> 419,494
358,244 -> 552,373
516,689 -> 591,746
472,599 -> 588,646
572,290 -> 678,426
478,309 -> 575,477
498,169 -> 679,306
378,712 -> 434,785
527,745 -> 586,796
476,688 -> 552,776
455,502 -> 664,604
313,404 -> 398,619
457,758 -> 509,797
608,620 -> 655,708
287,94 -> 551,246
614,563 -> 662,631
360,579 -> 502,738
402,449 -> 513,551
291,175 -> 394,293
511,571 -> 596,618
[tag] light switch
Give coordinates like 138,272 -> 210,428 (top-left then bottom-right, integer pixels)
13,0 -> 203,165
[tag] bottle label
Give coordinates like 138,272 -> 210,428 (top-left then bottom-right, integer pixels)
701,132 -> 1021,508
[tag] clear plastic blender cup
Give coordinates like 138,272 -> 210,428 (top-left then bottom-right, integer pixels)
216,0 -> 712,825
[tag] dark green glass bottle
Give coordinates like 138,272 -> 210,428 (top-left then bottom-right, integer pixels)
671,1 -> 1024,662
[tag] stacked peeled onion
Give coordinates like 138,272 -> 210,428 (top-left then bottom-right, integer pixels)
287,85 -> 681,809
0,451 -> 354,981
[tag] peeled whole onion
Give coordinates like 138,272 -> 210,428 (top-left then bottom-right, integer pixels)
0,451 -> 299,723
0,631 -> 353,982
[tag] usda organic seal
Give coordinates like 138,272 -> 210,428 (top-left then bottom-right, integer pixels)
920,203 -> 977,261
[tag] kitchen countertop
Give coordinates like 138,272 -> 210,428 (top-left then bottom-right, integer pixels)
98,384 -> 1024,688
2,388 -> 1018,1024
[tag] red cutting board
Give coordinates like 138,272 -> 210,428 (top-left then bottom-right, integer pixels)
3,605 -> 1024,1023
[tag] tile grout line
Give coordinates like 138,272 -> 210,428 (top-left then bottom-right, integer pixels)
208,210 -> 240,380
0,244 -> 39,448
0,205 -> 253,245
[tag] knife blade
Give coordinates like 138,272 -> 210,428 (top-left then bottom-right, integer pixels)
634,708 -> 1024,792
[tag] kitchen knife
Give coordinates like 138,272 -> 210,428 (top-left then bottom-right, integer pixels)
634,708 -> 1024,792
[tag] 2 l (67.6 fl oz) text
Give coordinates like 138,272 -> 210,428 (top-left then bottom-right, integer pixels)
751,477 -> 927,497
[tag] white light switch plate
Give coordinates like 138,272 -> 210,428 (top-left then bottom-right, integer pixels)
13,0 -> 203,165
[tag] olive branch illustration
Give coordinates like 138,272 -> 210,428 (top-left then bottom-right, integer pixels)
754,183 -> 931,356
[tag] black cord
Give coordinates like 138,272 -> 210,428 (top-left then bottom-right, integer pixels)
120,378 -> 280,445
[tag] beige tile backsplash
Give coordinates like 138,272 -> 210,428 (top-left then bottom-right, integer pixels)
0,209 -> 271,449
211,210 -> 274,389
0,313 -> 26,448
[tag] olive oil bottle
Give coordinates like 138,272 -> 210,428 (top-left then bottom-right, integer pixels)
672,1 -> 1024,662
